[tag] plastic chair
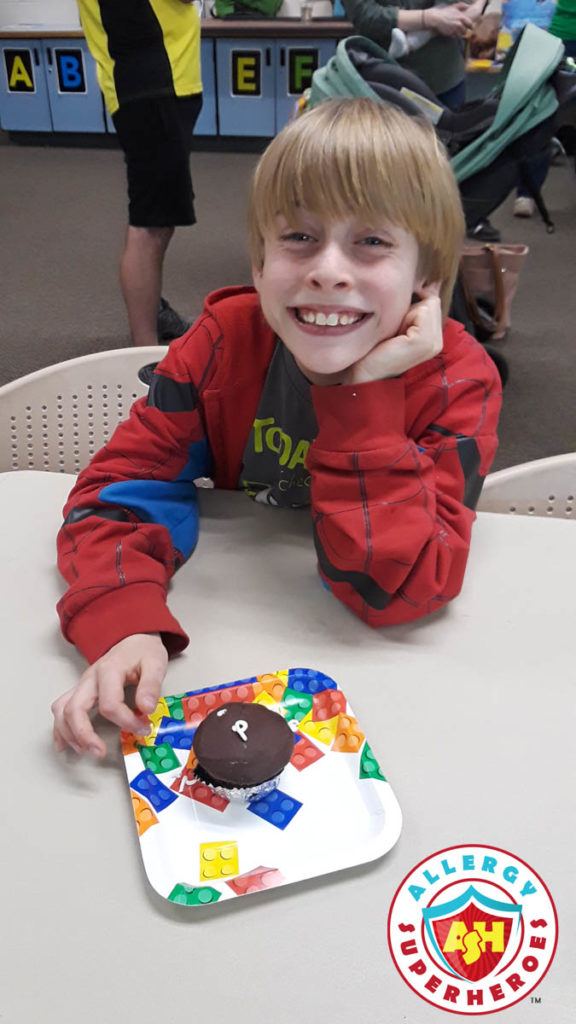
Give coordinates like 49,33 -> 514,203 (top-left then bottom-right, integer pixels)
0,347 -> 167,474
477,453 -> 576,518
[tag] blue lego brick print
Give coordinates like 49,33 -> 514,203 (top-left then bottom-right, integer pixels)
155,716 -> 196,750
287,668 -> 337,695
247,789 -> 303,830
130,770 -> 178,812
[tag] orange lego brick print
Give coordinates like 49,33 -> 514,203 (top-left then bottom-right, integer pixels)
254,671 -> 288,702
131,791 -> 159,836
332,714 -> 365,753
312,689 -> 347,722
199,841 -> 239,882
122,732 -> 140,756
184,747 -> 198,773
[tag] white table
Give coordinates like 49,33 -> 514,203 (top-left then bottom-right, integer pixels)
2,471 -> 574,1023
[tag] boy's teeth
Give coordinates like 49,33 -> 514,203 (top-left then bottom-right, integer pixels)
299,309 -> 362,326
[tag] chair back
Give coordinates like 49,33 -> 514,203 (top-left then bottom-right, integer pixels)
477,453 -> 576,518
0,347 -> 167,474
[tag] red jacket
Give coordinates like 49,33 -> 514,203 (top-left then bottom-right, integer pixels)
57,286 -> 502,663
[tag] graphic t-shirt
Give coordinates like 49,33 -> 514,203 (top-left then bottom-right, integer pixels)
240,340 -> 317,507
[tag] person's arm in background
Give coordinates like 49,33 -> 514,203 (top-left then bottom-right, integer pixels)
341,0 -> 481,49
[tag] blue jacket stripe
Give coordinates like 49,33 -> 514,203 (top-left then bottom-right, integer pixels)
98,439 -> 211,559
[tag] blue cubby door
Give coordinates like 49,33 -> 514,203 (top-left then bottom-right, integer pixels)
216,39 -> 276,137
42,39 -> 105,132
275,40 -> 336,133
0,41 -> 52,130
105,104 -> 116,133
195,39 -> 217,136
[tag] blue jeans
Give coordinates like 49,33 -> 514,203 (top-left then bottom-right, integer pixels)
437,79 -> 466,111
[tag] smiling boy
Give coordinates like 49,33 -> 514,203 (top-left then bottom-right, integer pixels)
53,98 -> 501,757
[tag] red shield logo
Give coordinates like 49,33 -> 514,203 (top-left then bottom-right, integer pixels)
423,885 -> 523,982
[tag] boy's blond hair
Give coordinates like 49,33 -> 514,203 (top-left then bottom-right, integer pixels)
248,97 -> 464,317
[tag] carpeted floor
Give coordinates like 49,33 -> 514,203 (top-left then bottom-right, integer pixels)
1,131 -> 574,469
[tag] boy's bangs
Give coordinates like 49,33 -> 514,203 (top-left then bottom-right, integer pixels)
263,126 -> 419,232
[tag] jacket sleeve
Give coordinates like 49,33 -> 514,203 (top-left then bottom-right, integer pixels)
307,338 -> 502,626
56,319 -> 220,664
341,0 -> 401,48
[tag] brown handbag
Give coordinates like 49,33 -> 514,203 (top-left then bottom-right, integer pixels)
459,243 -> 529,341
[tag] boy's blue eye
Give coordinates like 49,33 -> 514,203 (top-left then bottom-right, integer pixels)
360,236 -> 389,246
282,232 -> 313,243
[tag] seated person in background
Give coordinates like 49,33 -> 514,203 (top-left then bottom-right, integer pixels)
52,98 -> 502,759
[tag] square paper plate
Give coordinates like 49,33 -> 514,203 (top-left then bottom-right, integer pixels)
122,668 -> 402,906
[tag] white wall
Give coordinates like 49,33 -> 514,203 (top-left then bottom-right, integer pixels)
0,1 -> 80,29
0,0 -> 335,29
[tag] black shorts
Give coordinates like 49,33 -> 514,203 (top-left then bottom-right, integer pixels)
112,93 -> 203,228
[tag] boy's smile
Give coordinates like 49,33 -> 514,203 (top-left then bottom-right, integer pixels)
290,304 -> 372,332
253,213 -> 423,384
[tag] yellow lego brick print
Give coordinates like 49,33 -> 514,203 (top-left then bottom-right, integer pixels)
199,841 -> 239,882
148,697 -> 169,731
253,691 -> 278,709
126,696 -> 169,748
299,711 -> 339,746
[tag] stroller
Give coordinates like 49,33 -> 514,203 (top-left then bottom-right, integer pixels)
307,24 -> 576,235
303,24 -> 576,385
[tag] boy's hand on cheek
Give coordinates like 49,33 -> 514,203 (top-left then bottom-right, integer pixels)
343,286 -> 443,385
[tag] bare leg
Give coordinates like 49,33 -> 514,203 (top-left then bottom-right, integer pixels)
119,225 -> 174,347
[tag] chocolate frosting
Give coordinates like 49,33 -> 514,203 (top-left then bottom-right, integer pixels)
192,702 -> 295,786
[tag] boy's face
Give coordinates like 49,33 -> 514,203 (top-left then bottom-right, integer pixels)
252,211 -> 425,384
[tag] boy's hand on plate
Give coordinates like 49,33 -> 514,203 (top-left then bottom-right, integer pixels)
344,285 -> 444,384
51,633 -> 168,759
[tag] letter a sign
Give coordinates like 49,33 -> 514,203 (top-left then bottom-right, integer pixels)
4,49 -> 35,93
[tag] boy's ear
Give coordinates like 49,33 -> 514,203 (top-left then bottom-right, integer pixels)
413,277 -> 441,302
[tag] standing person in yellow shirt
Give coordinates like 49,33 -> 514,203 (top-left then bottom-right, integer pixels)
76,1 -> 202,346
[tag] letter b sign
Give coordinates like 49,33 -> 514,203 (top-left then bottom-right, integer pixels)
55,49 -> 86,93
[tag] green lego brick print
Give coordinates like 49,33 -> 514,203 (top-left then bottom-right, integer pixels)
168,883 -> 222,906
138,742 -> 181,774
164,695 -> 185,721
359,741 -> 387,781
281,687 -> 313,723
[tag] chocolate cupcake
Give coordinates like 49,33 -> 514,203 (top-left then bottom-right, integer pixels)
192,701 -> 295,801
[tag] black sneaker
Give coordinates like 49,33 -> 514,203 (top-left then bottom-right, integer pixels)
466,219 -> 501,243
157,297 -> 191,342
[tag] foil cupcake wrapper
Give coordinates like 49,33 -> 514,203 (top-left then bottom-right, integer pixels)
204,773 -> 281,803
